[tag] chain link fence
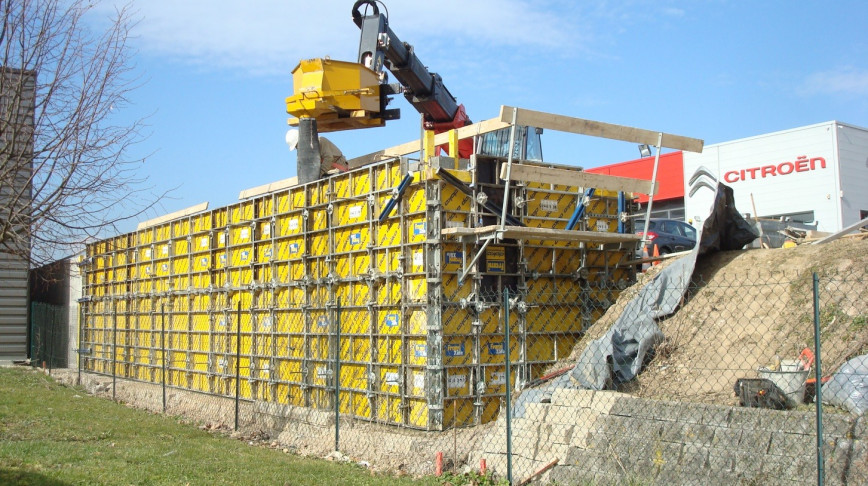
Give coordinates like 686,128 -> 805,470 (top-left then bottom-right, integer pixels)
29,301 -> 67,372
64,266 -> 867,485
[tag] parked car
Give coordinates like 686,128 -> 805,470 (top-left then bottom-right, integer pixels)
635,218 -> 697,255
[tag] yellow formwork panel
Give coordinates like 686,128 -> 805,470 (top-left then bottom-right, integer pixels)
408,398 -> 428,428
377,311 -> 402,336
444,398 -> 475,427
273,237 -> 304,264
406,215 -> 426,245
406,311 -> 426,335
172,218 -> 190,239
229,201 -> 254,224
154,223 -> 171,242
407,337 -> 427,367
256,195 -> 274,219
191,212 -> 212,233
525,305 -> 584,333
441,308 -> 474,335
308,180 -> 328,207
334,283 -> 369,307
479,334 -> 520,364
372,248 -> 400,274
525,333 -> 580,362
443,369 -> 471,397
339,389 -> 372,419
442,274 -> 472,301
375,280 -> 401,306
274,191 -> 291,214
255,242 -> 275,264
525,189 -> 575,220
339,335 -> 371,363
406,276 -> 426,303
440,184 -> 470,212
442,336 -> 472,366
375,219 -> 401,248
289,186 -> 306,211
377,335 -> 403,364
276,213 -> 303,237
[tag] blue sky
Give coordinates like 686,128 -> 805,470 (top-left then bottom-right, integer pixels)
92,0 -> 868,235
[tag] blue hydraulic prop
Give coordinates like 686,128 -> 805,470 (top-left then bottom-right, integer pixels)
566,188 -> 596,230
378,173 -> 414,222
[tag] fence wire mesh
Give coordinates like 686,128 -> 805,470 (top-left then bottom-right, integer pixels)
65,268 -> 868,484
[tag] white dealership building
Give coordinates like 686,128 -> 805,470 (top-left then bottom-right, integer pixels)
683,121 -> 868,233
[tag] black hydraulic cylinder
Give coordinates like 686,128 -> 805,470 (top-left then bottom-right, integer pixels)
352,1 -> 459,124
297,117 -> 321,184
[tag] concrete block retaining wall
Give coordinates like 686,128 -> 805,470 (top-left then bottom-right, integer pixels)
471,388 -> 868,485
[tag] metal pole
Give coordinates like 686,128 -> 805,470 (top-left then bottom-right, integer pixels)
48,308 -> 55,376
812,273 -> 825,485
640,132 -> 664,246
504,288 -> 513,485
161,303 -> 167,414
112,303 -> 117,401
77,302 -> 83,384
334,297 -> 341,452
499,108 -> 519,231
235,299 -> 242,432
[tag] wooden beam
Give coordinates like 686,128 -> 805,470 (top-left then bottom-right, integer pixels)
499,106 -> 704,153
501,163 -> 658,195
812,216 -> 868,245
441,225 -> 641,244
238,177 -> 298,199
137,202 -> 209,231
347,116 -> 510,168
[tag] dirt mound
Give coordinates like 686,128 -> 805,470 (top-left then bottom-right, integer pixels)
561,237 -> 868,405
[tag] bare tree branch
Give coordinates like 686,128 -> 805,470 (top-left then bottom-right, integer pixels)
1,0 -> 162,267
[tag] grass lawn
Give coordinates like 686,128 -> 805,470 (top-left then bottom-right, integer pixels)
0,367 -> 442,485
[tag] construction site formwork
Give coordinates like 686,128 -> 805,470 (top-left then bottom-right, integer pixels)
80,150 -> 643,431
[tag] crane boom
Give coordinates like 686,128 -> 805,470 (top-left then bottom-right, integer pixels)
352,0 -> 466,129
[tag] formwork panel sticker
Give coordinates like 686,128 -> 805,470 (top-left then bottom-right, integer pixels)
413,221 -> 426,236
289,243 -> 300,254
349,205 -> 364,220
487,260 -> 505,273
489,370 -> 506,386
200,236 -> 209,248
384,372 -> 400,387
413,250 -> 424,268
445,342 -> 465,357
595,219 -> 610,232
485,341 -> 505,356
384,313 -> 400,328
445,251 -> 462,267
240,228 -> 249,240
539,199 -> 558,212
414,344 -> 427,358
350,232 -> 361,246
413,372 -> 425,391
447,373 -> 467,389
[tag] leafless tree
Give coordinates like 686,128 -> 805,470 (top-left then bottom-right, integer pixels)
1,0 -> 160,266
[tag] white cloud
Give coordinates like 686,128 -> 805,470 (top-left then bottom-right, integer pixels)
800,67 -> 868,97
105,0 -> 588,77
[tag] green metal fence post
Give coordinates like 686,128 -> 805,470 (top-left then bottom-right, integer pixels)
235,299 -> 242,432
812,272 -> 825,485
335,297 -> 341,452
504,287 -> 513,485
162,303 -> 167,414
112,303 -> 117,401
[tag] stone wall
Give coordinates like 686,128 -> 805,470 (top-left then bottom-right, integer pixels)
471,388 -> 868,485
